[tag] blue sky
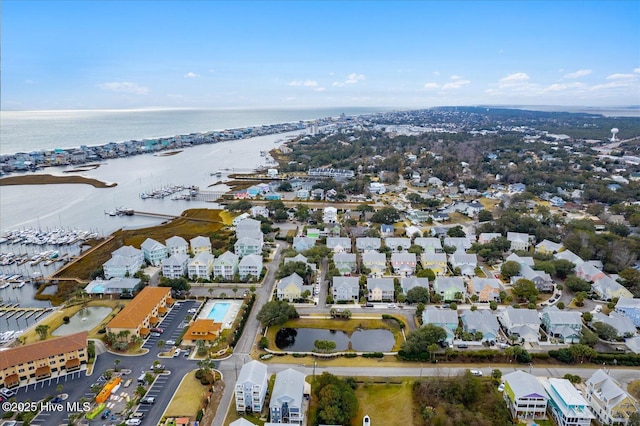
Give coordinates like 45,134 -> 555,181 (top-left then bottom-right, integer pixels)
2,1 -> 639,110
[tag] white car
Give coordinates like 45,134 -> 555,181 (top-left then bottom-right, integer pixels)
187,308 -> 198,314
498,383 -> 505,392
165,340 -> 176,346
470,369 -> 483,377
125,420 -> 142,426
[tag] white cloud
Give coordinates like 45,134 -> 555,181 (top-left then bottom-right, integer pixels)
314,87 -> 326,92
288,80 -> 319,87
332,82 -> 344,87
208,69 -> 216,73
345,73 -> 365,84
450,75 -> 463,81
185,72 -> 200,78
433,71 -> 440,76
442,79 -> 470,90
423,82 -> 440,90
499,73 -> 530,87
635,68 -> 640,74
99,82 -> 150,95
564,69 -> 592,79
606,73 -> 636,80
543,82 -> 587,92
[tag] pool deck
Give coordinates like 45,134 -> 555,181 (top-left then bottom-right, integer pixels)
197,299 -> 242,329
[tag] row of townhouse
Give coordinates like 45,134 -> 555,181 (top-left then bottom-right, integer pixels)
553,249 -> 634,301
420,305 -> 582,345
234,361 -> 307,424
503,370 -> 639,426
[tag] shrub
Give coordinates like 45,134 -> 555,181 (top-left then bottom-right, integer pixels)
362,352 -> 384,358
63,316 -> 70,324
343,353 -> 358,358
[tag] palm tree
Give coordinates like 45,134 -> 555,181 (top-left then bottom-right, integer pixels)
35,325 -> 49,340
113,359 -> 121,372
208,287 -> 214,298
157,340 -> 165,350
427,343 -> 439,362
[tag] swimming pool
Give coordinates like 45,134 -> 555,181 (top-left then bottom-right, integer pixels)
206,302 -> 231,322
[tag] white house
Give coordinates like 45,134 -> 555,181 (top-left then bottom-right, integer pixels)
213,251 -> 239,280
235,360 -> 269,414
141,238 -> 168,266
323,207 -> 338,224
188,252 -> 215,280
238,254 -> 263,281
165,236 -> 188,256
162,253 -> 189,279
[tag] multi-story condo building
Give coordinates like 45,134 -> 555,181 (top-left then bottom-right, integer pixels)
235,360 -> 269,414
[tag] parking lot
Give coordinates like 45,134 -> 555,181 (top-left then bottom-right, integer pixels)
6,298 -> 204,426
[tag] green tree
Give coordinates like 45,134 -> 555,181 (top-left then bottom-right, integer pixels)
314,340 -> 337,353
401,324 -> 447,356
256,300 -> 299,327
500,261 -> 521,281
553,259 -> 576,279
35,324 -> 49,340
370,207 -> 400,224
314,373 -> 359,426
592,322 -> 619,341
512,278 -> 539,302
406,286 -> 430,304
277,261 -> 313,281
565,275 -> 591,292
294,204 -> 310,222
159,276 -> 191,292
416,268 -> 436,280
447,225 -> 466,237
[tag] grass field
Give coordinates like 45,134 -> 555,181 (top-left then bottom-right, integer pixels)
163,370 -> 209,418
352,381 -> 414,426
53,208 -> 230,281
0,173 -> 116,188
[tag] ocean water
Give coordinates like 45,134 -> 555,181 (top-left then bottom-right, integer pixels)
0,107 -> 386,155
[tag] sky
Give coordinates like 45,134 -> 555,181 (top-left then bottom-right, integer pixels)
2,1 -> 639,110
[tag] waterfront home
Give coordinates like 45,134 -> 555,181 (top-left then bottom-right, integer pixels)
293,237 -> 316,252
541,377 -> 595,426
332,276 -> 360,302
188,252 -> 215,280
284,254 -> 316,272
238,254 -> 263,280
233,213 -> 251,226
162,253 -> 189,279
400,277 -> 429,294
467,277 -> 503,302
0,331 -> 88,389
366,277 -> 394,302
497,307 -> 541,343
270,368 -> 306,424
190,235 -> 212,255
323,206 -> 338,224
502,371 -> 548,420
361,251 -> 387,276
85,277 -> 140,296
390,252 -> 417,276
592,311 -> 637,338
103,245 -> 145,279
449,252 -> 477,276
433,276 -> 465,302
235,360 -> 269,414
213,251 -> 239,280
141,238 -> 168,266
333,252 -> 357,276
507,232 -> 533,252
251,205 -> 270,218
443,237 -> 471,253
414,237 -> 443,253
585,369 -> 640,426
541,306 -> 582,343
420,253 -> 447,276
106,287 -> 172,340
356,237 -> 382,252
615,297 -> 640,328
235,236 -> 263,258
165,236 -> 188,256
535,239 -> 563,255
460,310 -> 500,343
385,237 -> 411,252
326,237 -> 352,253
592,276 -> 633,301
422,307 -> 458,343
182,319 -> 222,347
277,273 -> 309,302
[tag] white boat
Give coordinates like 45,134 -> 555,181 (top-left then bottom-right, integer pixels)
0,283 -> 10,290
363,415 -> 371,426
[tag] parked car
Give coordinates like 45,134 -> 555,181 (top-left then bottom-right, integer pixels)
150,332 -> 161,337
125,420 -> 142,426
498,383 -> 505,392
101,409 -> 111,419
470,369 -> 483,377
51,396 -> 63,404
187,308 -> 198,314
1,388 -> 15,398
151,327 -> 163,334
457,344 -> 468,349
166,340 -> 176,346
141,396 -> 155,404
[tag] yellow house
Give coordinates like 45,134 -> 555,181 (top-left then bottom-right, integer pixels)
0,331 -> 88,389
421,253 -> 447,276
276,273 -> 304,302
586,369 -> 640,425
106,286 -> 172,339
